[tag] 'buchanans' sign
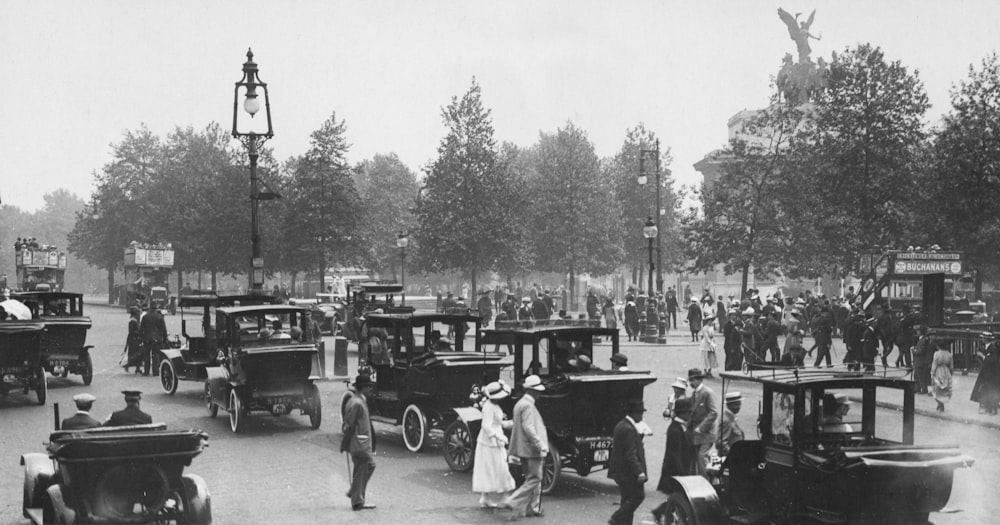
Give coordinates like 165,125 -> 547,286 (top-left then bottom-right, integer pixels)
889,251 -> 963,276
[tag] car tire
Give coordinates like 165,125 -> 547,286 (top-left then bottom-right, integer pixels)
402,404 -> 428,452
663,491 -> 695,525
159,359 -> 178,395
81,351 -> 93,385
229,389 -> 245,433
35,367 -> 47,406
205,384 -> 218,418
443,420 -> 475,472
180,474 -> 212,525
308,384 -> 322,429
541,440 -> 561,494
44,485 -> 73,524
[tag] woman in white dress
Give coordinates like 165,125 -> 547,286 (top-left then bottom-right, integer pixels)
700,316 -> 719,378
472,381 -> 516,508
931,341 -> 954,412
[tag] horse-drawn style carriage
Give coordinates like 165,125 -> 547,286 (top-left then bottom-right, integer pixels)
12,291 -> 94,385
21,424 -> 211,524
159,293 -> 280,394
204,304 -> 322,433
0,319 -> 48,405
444,325 -> 657,493
659,368 -> 974,524
347,312 -> 508,453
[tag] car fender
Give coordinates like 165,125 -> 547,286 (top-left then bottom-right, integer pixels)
660,475 -> 725,525
205,366 -> 231,406
21,453 -> 54,514
160,348 -> 184,362
452,406 -> 483,424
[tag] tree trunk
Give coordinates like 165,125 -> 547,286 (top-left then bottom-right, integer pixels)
107,268 -> 115,305
568,265 -> 576,313
975,267 -> 983,302
470,268 -> 478,304
318,257 -> 326,296
740,260 -> 750,300
291,271 -> 298,297
211,271 -> 217,292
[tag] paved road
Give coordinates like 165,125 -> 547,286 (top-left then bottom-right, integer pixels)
1,304 -> 997,524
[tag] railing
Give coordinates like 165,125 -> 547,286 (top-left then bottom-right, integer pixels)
928,325 -> 1000,374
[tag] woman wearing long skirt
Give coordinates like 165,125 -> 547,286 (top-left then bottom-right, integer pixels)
931,340 -> 954,412
700,316 -> 719,378
972,334 -> 1000,415
473,381 -> 516,508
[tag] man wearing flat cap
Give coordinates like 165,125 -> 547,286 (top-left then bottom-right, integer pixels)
62,393 -> 102,430
716,392 -> 745,456
610,352 -> 629,371
687,368 -> 718,476
105,390 -> 153,427
608,399 -> 648,525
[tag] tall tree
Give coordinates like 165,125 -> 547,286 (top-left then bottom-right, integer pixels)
414,79 -> 524,295
526,121 -> 625,307
352,153 -> 420,277
924,53 -> 1000,297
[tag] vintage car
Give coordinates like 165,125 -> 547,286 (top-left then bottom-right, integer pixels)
342,282 -> 414,341
311,293 -> 346,335
205,304 -> 322,433
0,319 -> 47,405
659,367 -> 974,525
346,312 -> 508,453
12,292 -> 94,385
159,293 -> 280,394
443,324 -> 657,493
21,423 -> 210,524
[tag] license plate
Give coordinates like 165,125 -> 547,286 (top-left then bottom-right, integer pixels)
593,449 -> 609,463
49,360 -> 71,367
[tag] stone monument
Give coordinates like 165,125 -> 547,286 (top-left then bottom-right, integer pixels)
776,8 -> 829,106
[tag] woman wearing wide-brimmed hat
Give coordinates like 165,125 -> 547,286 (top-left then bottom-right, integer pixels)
473,381 -> 516,508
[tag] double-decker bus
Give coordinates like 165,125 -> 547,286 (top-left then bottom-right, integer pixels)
14,238 -> 66,291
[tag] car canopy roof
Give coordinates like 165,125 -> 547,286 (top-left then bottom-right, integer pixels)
365,312 -> 482,326
11,291 -> 83,301
217,304 -> 309,316
719,368 -> 913,390
179,293 -> 279,308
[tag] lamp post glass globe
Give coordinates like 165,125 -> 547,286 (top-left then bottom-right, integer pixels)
396,232 -> 409,249
642,217 -> 658,239
637,173 -> 648,186
244,93 -> 260,116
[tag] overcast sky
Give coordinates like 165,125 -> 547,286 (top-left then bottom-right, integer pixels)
2,1 -> 998,212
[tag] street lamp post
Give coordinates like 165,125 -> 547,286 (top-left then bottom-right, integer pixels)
397,231 -> 409,306
638,140 -> 663,294
642,217 -> 659,343
232,48 -> 274,293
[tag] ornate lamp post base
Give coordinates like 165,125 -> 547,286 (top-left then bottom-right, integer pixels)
642,304 -> 659,343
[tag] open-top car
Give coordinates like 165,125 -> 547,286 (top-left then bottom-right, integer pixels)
658,367 -> 974,525
205,304 -> 322,433
21,423 -> 210,524
13,292 -> 94,385
445,324 -> 657,493
0,319 -> 47,405
345,312 -> 508,453
159,293 -> 280,394
311,293 -> 346,335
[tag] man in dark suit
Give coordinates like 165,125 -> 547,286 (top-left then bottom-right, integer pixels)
61,393 -> 102,430
653,398 -> 695,523
342,374 -> 376,511
608,399 -> 648,525
139,302 -> 167,375
105,390 -> 153,426
687,368 -> 718,476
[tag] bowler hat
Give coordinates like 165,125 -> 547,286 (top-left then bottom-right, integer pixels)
610,353 -> 628,365
353,374 -> 374,389
687,368 -> 705,380
626,399 -> 646,413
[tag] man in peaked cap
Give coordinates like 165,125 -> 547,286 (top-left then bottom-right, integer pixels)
105,390 -> 153,427
61,393 -> 102,430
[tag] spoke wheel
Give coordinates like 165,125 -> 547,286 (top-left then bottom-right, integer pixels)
540,440 -> 561,494
35,367 -> 47,406
229,389 -> 245,433
402,404 -> 428,452
159,359 -> 178,395
443,420 -> 475,472
205,383 -> 218,418
81,351 -> 93,385
664,491 -> 695,525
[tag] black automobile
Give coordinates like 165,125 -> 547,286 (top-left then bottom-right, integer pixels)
0,319 -> 47,405
12,292 -> 94,385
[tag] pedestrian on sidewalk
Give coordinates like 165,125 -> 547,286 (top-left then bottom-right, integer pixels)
931,340 -> 954,412
473,382 -> 516,508
687,300 -> 702,343
624,299 -> 639,342
971,332 -> 1000,415
699,316 -> 718,378
913,325 -> 933,394
503,375 -> 548,520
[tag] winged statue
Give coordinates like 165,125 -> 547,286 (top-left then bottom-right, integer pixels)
778,8 -> 821,62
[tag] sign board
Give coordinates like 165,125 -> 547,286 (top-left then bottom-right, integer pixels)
125,247 -> 175,268
889,251 -> 963,276
15,249 -> 63,269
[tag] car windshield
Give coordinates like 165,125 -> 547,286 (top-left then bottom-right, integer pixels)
232,311 -> 303,345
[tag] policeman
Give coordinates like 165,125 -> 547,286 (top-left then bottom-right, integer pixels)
61,393 -> 102,430
105,390 -> 153,426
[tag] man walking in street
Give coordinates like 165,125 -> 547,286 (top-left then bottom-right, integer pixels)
342,374 -> 377,511
608,399 -> 648,525
687,368 -> 718,476
504,375 -> 548,520
138,302 -> 167,376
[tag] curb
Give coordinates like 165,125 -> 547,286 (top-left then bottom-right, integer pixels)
722,375 -> 1000,431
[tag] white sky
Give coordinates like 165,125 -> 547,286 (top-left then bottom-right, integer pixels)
2,1 -> 998,211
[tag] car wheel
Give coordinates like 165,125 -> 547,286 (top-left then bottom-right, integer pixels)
81,351 -> 93,385
205,384 -> 218,418
229,390 -> 245,433
159,359 -> 178,395
44,485 -> 72,524
402,404 -> 428,452
308,384 -> 322,429
664,491 -> 695,525
35,367 -> 47,406
540,440 -> 561,494
180,474 -> 212,525
443,420 -> 475,472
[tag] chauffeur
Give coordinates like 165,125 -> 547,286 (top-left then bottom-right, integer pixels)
62,393 -> 102,430
105,390 -> 153,426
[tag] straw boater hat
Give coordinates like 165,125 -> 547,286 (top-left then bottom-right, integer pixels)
485,381 -> 510,400
725,392 -> 742,405
523,375 -> 546,391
